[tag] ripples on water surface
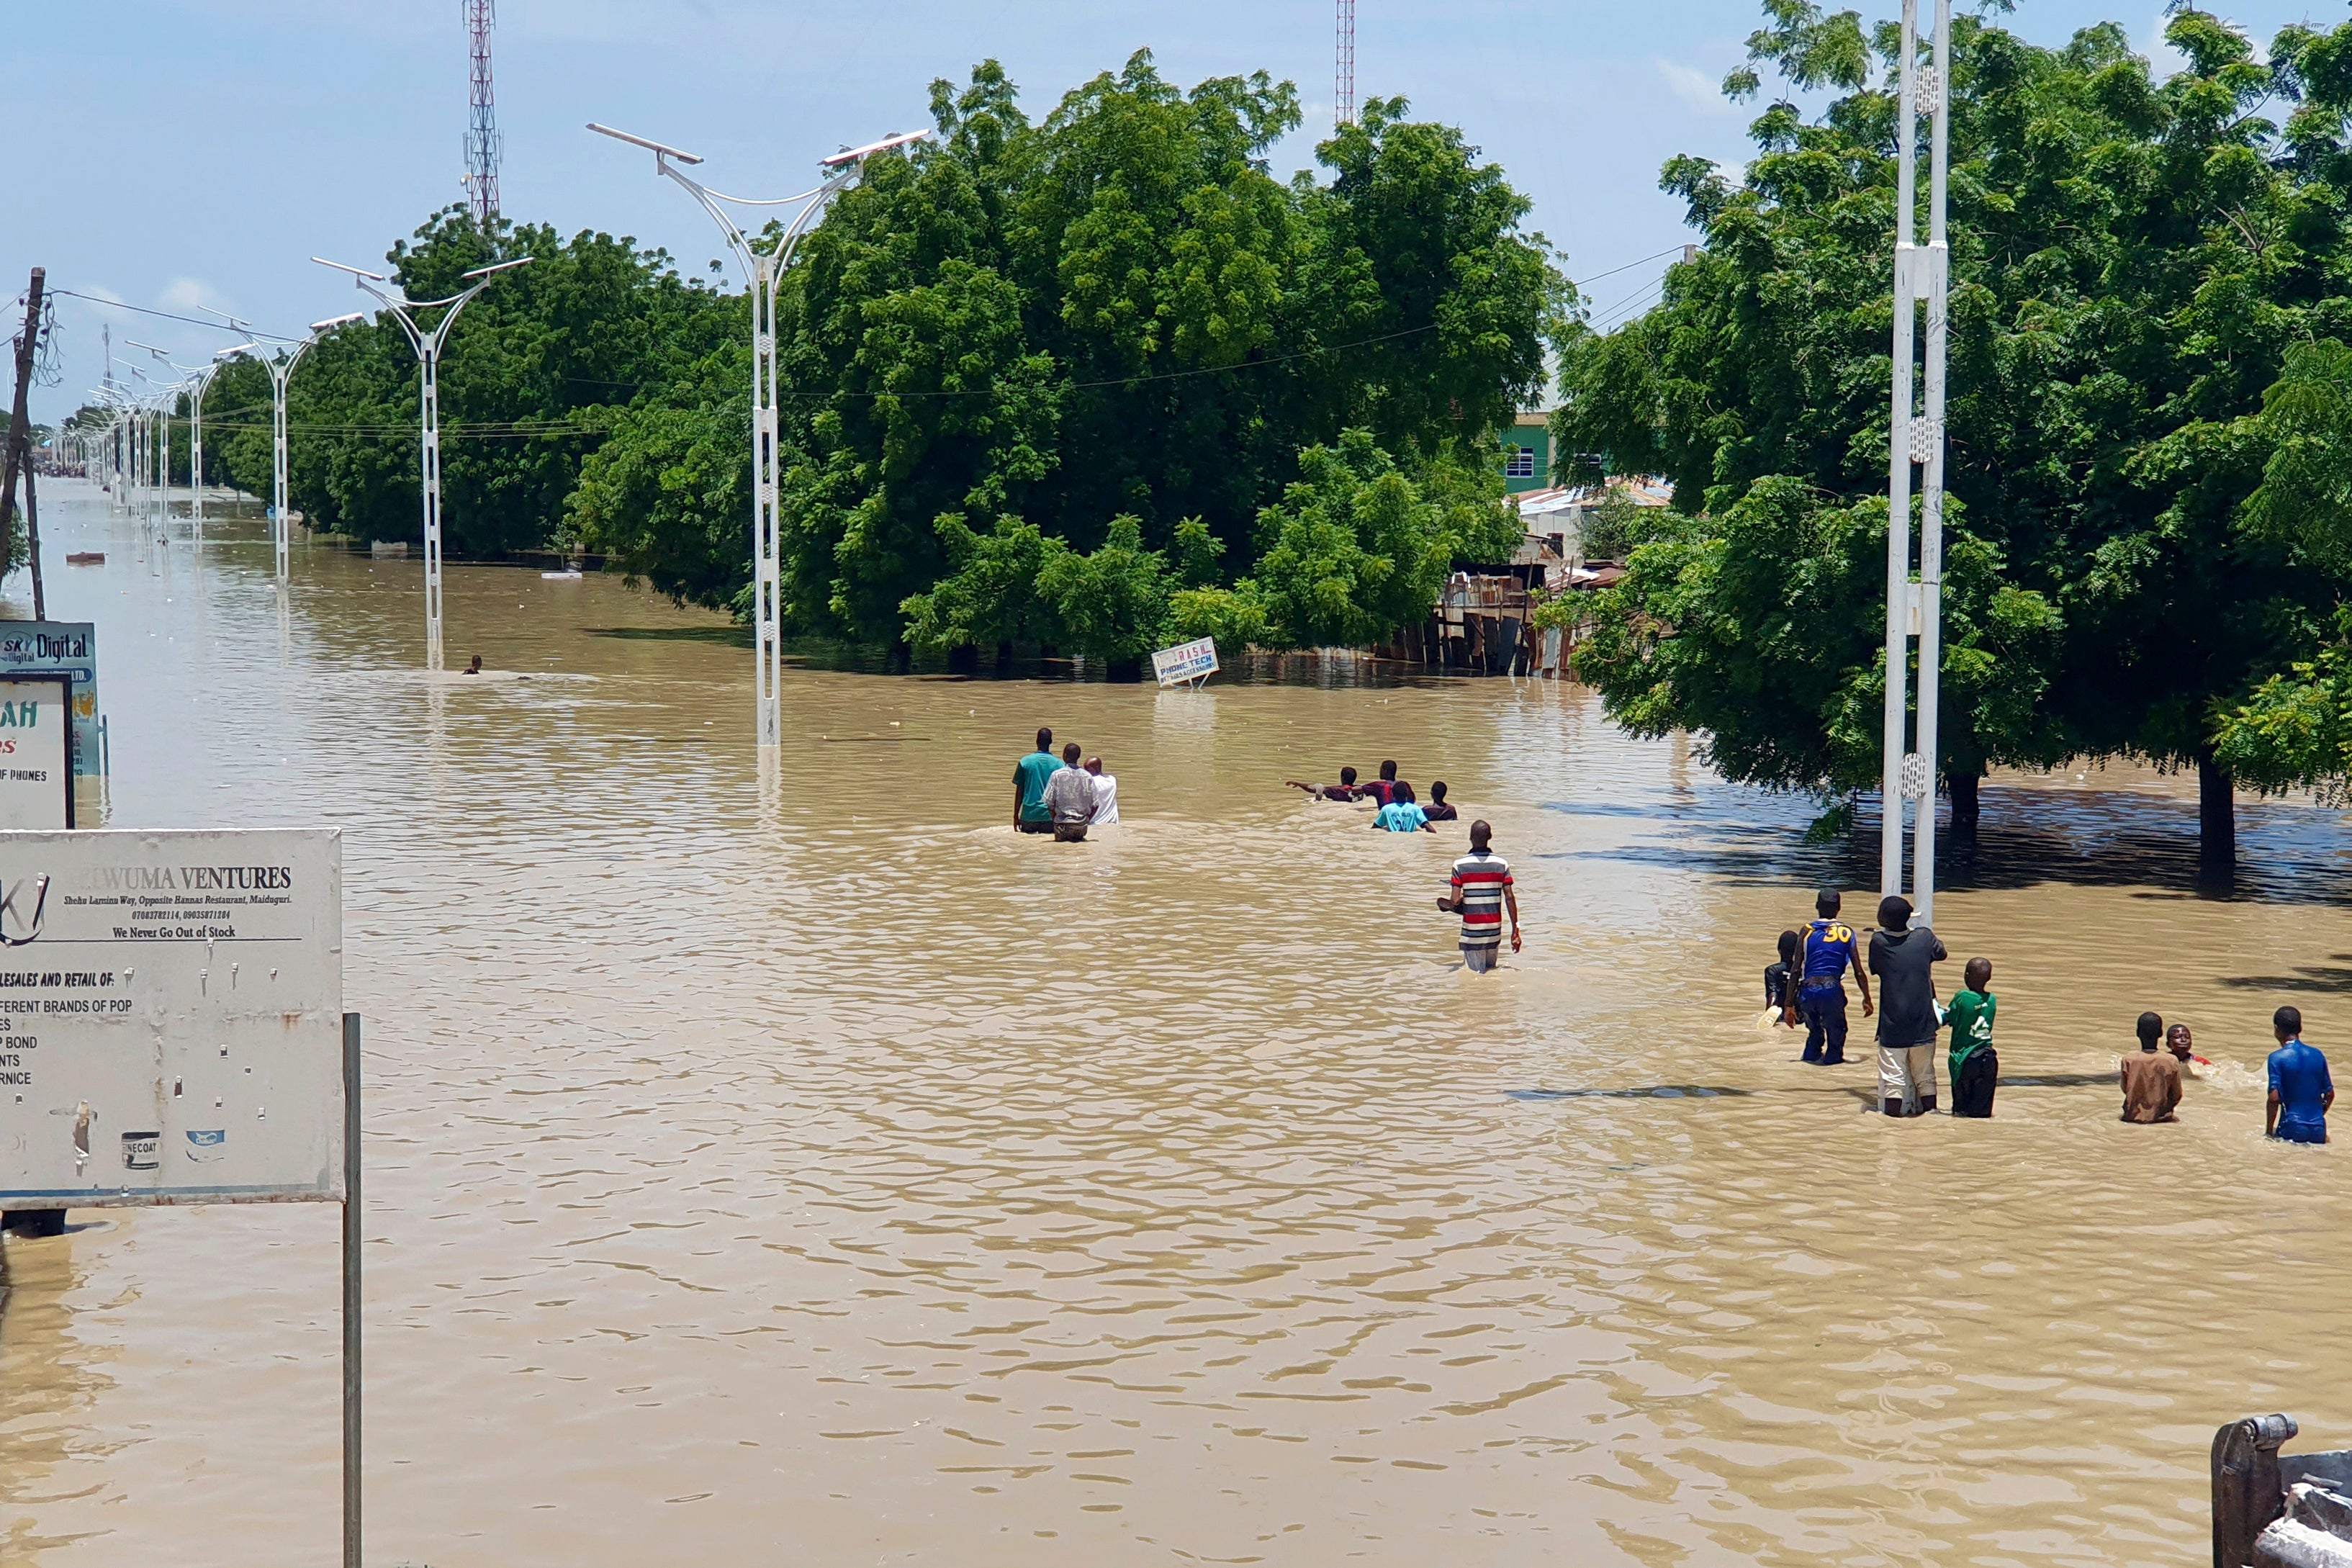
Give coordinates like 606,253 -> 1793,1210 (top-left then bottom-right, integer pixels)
0,487 -> 2345,1566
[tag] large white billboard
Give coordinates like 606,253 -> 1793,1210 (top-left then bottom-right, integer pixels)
0,829 -> 343,1207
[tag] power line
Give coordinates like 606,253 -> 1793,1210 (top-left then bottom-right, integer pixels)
100,318 -> 1463,442
48,289 -> 295,341
806,320 -> 1443,401
1587,276 -> 1667,333
1572,245 -> 1689,292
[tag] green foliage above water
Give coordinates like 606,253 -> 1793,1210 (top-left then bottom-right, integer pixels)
770,50 -> 1565,652
1561,0 -> 2352,815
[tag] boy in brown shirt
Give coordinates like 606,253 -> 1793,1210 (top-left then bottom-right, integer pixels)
2121,1011 -> 2183,1123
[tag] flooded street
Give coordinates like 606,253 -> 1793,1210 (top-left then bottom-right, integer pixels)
1,482 -> 2346,1567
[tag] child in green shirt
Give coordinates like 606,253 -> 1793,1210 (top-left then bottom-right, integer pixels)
1947,957 -> 1997,1117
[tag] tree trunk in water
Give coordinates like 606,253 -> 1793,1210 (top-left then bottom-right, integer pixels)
1948,769 -> 1980,847
2199,751 -> 2237,886
994,641 -> 1014,677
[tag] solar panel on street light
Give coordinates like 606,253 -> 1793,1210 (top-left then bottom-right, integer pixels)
585,122 -> 703,165
819,130 -> 928,168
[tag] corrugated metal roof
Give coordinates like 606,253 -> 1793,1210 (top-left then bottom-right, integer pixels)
1513,475 -> 1674,518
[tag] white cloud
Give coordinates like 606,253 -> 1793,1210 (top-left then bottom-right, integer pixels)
158,277 -> 230,315
1657,58 -> 1736,117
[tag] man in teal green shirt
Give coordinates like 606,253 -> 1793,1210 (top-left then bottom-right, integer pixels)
1014,727 -> 1060,833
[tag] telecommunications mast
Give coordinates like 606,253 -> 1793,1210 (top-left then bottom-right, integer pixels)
463,0 -> 501,226
1335,0 -> 1356,127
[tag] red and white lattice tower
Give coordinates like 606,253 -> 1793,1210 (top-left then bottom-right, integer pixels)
463,0 -> 500,227
1335,0 -> 1356,127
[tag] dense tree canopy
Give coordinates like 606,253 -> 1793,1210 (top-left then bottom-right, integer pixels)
1561,1 -> 2352,852
765,51 -> 1565,656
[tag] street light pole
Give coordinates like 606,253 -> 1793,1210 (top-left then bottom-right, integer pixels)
225,315 -> 364,580
1880,0 -> 1951,925
315,257 -> 530,667
587,120 -> 927,749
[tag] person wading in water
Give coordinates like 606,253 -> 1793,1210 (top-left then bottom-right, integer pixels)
1784,890 -> 1873,1065
1014,727 -> 1059,834
1869,896 -> 1947,1117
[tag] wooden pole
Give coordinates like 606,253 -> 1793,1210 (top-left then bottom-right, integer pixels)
0,268 -> 46,587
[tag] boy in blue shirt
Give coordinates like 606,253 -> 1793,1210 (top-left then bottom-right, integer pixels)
1371,780 -> 1433,833
1782,889 -> 1874,1065
2266,1006 -> 2335,1145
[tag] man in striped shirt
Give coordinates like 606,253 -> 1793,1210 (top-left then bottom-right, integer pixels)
1440,819 -> 1520,973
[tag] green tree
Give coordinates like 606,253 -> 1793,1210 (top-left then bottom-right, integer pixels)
1559,1 -> 2352,868
770,51 -> 1564,651
564,341 -> 750,607
898,513 -> 1066,661
1036,514 -> 1173,672
1234,428 -> 1522,650
2213,341 -> 2352,797
1574,479 -> 2063,829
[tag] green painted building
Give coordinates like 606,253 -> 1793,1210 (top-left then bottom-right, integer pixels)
1500,410 -> 1551,495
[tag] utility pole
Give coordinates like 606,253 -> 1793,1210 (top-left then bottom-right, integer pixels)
1880,0 -> 1951,924
0,267 -> 48,588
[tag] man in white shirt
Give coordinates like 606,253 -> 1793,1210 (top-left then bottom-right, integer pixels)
1042,742 -> 1097,842
1085,755 -> 1119,825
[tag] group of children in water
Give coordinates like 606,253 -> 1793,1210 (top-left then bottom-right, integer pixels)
1286,761 -> 1461,833
1762,888 -> 2333,1139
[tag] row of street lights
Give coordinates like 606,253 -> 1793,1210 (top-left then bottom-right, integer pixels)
71,122 -> 920,723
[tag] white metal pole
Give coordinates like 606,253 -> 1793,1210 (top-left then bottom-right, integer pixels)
1912,0 -> 1951,926
320,263 -> 519,670
419,338 -> 443,668
191,384 -> 203,534
752,255 -> 779,747
589,122 -> 925,750
190,364 -> 219,539
1880,0 -> 1921,902
271,357 -> 293,578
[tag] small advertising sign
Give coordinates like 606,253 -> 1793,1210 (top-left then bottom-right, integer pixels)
0,678 -> 72,829
0,829 -> 344,1207
1150,636 -> 1220,688
0,622 -> 101,780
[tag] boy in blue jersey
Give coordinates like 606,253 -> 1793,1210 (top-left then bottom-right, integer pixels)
2266,1006 -> 2335,1144
1782,889 -> 1873,1065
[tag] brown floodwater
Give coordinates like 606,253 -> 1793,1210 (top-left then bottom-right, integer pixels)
0,485 -> 2345,1567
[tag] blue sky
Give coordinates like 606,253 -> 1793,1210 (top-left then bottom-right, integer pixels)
3,0 -> 2332,424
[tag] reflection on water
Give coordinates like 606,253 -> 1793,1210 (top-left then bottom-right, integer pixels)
0,483 -> 2346,1567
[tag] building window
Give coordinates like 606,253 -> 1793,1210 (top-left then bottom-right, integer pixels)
1505,446 -> 1536,479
